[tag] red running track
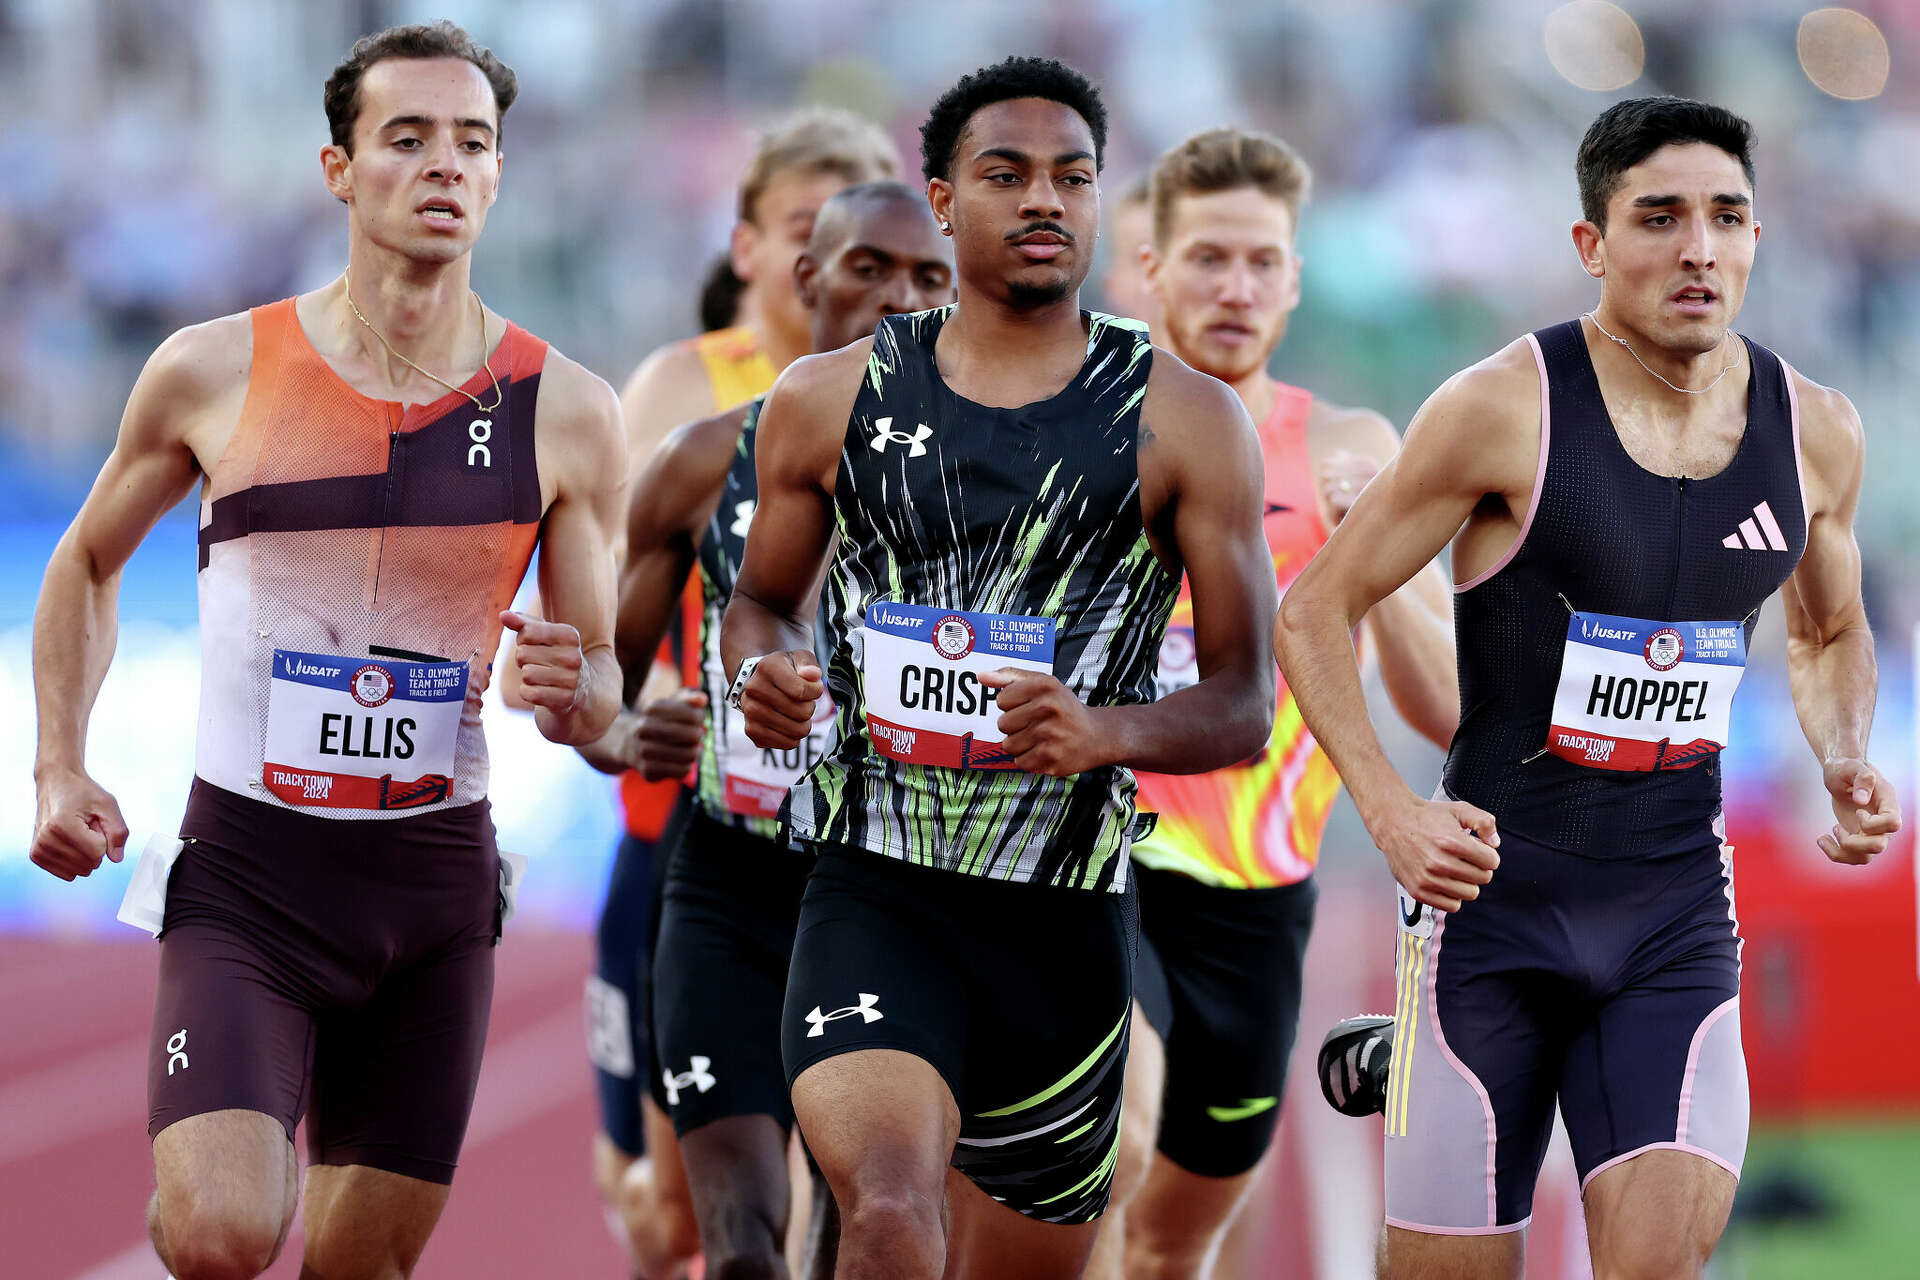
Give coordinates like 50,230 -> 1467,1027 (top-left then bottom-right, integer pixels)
0,929 -> 627,1280
0,893 -> 1591,1278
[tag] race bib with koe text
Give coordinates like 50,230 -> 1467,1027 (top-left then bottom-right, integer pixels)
719,694 -> 837,818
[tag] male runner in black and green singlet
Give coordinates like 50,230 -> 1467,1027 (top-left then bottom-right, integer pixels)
722,58 -> 1278,1280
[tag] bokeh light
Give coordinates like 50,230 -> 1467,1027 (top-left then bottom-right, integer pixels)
1544,0 -> 1646,92
1798,8 -> 1890,101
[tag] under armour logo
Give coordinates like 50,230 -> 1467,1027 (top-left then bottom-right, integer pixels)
663,1055 -> 716,1106
805,993 -> 884,1037
1720,500 -> 1788,551
869,417 -> 931,457
730,500 -> 756,539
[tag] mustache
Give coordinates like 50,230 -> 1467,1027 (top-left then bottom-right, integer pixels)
1005,222 -> 1075,244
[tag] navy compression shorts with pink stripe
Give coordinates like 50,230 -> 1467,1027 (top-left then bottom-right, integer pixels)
1382,809 -> 1746,1233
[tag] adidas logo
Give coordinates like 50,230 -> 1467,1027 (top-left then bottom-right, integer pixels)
1720,501 -> 1788,552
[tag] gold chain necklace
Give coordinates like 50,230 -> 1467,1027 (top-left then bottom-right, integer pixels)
345,284 -> 504,413
1587,311 -> 1738,396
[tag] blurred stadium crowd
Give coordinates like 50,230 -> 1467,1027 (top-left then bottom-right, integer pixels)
0,0 -> 1914,889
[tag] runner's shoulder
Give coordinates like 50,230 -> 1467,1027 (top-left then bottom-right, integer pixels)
763,338 -> 874,430
533,344 -> 626,484
617,334 -> 727,447
1141,344 -> 1257,453
1400,338 -> 1543,483
137,310 -> 254,413
1784,366 -> 1863,483
1304,396 -> 1401,464
647,401 -> 757,499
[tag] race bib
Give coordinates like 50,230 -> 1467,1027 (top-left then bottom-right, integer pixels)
263,649 -> 467,809
862,602 -> 1056,770
1155,624 -> 1198,699
1546,613 -> 1745,771
719,695 -> 837,818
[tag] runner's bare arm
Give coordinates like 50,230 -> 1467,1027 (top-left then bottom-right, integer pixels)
519,354 -> 627,747
721,346 -> 863,749
620,341 -> 727,484
31,318 -> 247,878
1779,378 -> 1900,864
1277,346 -> 1537,908
1310,405 -> 1459,750
1091,360 -> 1277,774
503,339 -> 717,706
614,409 -> 744,701
576,408 -> 753,779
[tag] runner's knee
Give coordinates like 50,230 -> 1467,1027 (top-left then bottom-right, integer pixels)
839,1175 -> 943,1248
1593,1230 -> 1712,1280
1111,1108 -> 1157,1207
160,1210 -> 282,1280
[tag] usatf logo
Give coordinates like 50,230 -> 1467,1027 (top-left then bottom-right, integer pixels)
1644,628 -> 1684,672
351,664 -> 395,707
805,993 -> 884,1038
730,500 -> 756,539
869,417 -> 932,457
932,615 -> 975,660
663,1056 -> 716,1106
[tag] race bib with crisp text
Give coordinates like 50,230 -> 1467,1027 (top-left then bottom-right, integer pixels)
1546,613 -> 1745,771
862,602 -> 1056,770
263,649 -> 467,808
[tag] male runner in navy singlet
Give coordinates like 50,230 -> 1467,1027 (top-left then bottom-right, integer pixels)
722,57 -> 1278,1280
1281,97 -> 1900,1279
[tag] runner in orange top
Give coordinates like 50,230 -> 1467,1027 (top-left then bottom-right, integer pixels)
1089,128 -> 1458,1280
27,24 -> 624,1278
559,107 -> 900,1279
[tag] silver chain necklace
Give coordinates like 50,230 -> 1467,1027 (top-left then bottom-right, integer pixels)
1586,311 -> 1738,396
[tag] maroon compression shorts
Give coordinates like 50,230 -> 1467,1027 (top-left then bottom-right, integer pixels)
148,778 -> 500,1184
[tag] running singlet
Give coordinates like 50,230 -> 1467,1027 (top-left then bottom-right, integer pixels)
692,397 -> 837,839
619,326 -> 778,838
196,298 -> 546,816
1444,319 -> 1807,855
786,308 -> 1178,892
1132,384 -> 1337,889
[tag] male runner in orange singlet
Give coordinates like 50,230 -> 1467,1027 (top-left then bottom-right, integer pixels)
28,23 -> 623,1280
1091,127 -> 1456,1280
566,109 -> 899,1277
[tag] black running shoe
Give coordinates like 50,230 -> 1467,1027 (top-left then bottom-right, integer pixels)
1318,1014 -> 1394,1117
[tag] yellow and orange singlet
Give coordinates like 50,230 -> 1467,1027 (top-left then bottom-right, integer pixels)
618,327 -> 778,839
1132,382 -> 1338,889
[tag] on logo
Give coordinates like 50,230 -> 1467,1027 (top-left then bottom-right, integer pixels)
166,1028 -> 190,1076
869,417 -> 932,458
805,992 -> 884,1038
730,500 -> 756,539
468,418 -> 493,468
663,1055 -> 717,1106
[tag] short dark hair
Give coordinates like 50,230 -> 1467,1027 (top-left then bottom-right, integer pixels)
697,253 -> 746,332
919,56 -> 1107,183
1576,96 -> 1755,228
324,21 -> 518,154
